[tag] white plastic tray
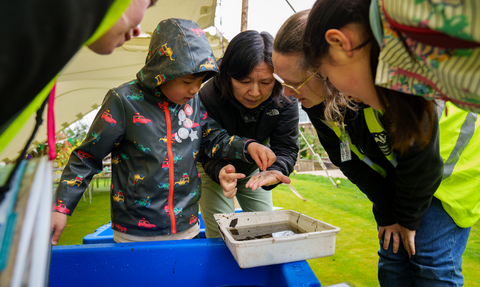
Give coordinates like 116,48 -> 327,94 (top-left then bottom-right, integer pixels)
214,210 -> 340,268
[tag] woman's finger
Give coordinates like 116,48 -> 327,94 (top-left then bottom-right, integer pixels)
383,233 -> 391,250
392,232 -> 401,253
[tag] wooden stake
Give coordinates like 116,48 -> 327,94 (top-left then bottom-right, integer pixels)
241,0 -> 249,32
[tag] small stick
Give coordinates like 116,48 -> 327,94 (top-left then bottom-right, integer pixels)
285,183 -> 307,202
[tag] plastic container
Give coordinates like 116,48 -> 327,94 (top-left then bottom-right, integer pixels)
49,238 -> 321,287
214,210 -> 340,268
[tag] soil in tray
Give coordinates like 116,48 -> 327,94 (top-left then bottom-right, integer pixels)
228,221 -> 307,241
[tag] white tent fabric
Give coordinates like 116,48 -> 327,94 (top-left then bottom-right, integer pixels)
1,0 -> 227,162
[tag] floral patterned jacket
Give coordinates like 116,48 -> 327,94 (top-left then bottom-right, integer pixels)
371,0 -> 480,113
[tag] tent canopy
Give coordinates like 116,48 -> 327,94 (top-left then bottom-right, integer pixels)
1,0 -> 227,162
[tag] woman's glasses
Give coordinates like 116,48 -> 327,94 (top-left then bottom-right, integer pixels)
272,72 -> 319,95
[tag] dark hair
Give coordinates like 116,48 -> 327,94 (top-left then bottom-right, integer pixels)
303,0 -> 436,154
193,71 -> 217,82
215,30 -> 289,107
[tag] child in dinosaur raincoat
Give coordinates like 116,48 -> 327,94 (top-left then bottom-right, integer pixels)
51,18 -> 276,244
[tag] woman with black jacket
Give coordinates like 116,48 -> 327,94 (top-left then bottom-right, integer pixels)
197,30 -> 299,238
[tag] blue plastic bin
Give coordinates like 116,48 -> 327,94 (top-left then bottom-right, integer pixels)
49,238 -> 321,287
83,210 -> 236,244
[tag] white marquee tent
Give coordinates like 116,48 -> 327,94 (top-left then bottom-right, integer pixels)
1,0 -> 227,162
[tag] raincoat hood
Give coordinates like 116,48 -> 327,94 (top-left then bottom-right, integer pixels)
137,18 -> 219,92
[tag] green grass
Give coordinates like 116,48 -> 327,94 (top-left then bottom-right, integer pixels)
58,176 -> 480,287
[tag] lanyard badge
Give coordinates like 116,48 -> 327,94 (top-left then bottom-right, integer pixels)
339,122 -> 351,162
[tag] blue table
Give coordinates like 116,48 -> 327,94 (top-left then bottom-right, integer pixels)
50,210 -> 321,287
50,238 -> 321,287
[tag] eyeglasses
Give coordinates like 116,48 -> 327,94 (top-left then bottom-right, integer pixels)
273,72 -> 318,95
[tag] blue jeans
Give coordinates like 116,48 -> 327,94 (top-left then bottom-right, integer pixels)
378,197 -> 471,287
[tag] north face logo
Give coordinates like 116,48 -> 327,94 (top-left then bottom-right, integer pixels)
372,131 -> 391,156
266,109 -> 279,116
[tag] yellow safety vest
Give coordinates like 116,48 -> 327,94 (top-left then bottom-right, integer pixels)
436,102 -> 480,228
323,103 -> 480,228
321,107 -> 397,178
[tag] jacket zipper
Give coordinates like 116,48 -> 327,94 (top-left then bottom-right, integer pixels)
162,102 -> 177,234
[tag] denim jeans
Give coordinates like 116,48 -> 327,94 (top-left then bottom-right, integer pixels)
378,197 -> 471,287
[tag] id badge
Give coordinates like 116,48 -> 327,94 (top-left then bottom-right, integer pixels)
340,130 -> 352,162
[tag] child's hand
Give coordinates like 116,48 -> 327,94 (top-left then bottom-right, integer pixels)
219,164 -> 246,199
51,211 -> 67,246
245,170 -> 291,191
247,142 -> 276,171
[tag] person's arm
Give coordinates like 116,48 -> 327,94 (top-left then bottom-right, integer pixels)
304,104 -> 397,226
51,89 -> 125,244
244,98 -> 299,190
54,89 -> 126,215
197,80 -> 232,183
198,99 -> 274,174
392,113 -> 443,231
260,98 -> 299,189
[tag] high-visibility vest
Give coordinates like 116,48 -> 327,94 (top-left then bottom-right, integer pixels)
435,102 -> 480,228
321,107 -> 398,178
323,103 -> 480,227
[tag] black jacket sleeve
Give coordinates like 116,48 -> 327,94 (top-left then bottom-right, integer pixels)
0,0 -> 114,127
198,80 -> 299,190
263,98 -> 299,189
304,104 -> 397,226
305,104 -> 444,230
392,112 -> 443,230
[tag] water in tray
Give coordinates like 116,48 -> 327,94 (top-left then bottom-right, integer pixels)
228,221 -> 307,241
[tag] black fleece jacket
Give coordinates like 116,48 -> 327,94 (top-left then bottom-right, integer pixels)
198,78 -> 300,190
0,0 -> 114,129
304,103 -> 443,230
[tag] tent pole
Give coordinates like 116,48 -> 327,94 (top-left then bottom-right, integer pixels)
241,0 -> 248,32
299,130 -> 338,188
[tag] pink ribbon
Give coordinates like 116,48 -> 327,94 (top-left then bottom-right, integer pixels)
48,84 -> 57,160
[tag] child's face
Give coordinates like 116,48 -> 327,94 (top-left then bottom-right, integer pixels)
272,51 -> 325,108
160,74 -> 206,105
230,62 -> 275,109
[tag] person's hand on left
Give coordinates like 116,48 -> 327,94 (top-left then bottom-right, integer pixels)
219,164 -> 246,199
245,170 -> 291,190
246,142 -> 276,171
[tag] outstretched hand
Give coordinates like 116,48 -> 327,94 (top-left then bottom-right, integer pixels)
219,164 -> 246,199
245,170 -> 291,191
246,142 -> 276,171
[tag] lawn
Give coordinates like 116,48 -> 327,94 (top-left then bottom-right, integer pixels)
56,175 -> 480,287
